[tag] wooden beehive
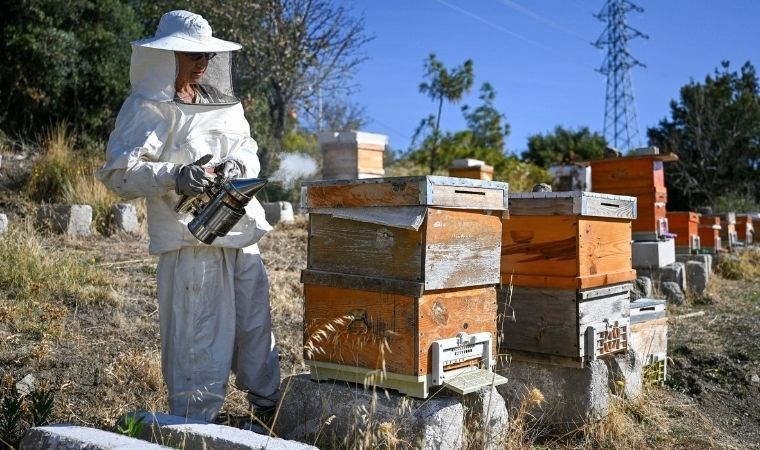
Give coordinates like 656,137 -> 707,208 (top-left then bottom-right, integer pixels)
698,215 -> 722,253
590,154 -> 677,238
448,158 -> 494,181
501,191 -> 637,290
629,299 -> 668,384
302,273 -> 497,397
667,211 -> 701,253
318,131 -> 387,180
498,283 -> 631,367
704,213 -> 738,250
736,214 -> 755,244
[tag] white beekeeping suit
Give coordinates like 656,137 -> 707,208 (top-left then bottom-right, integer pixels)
97,10 -> 280,422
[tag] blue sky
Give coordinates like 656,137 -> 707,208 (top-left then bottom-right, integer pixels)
343,0 -> 759,156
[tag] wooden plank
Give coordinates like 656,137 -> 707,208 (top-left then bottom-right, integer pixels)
357,147 -> 385,174
499,286 -> 580,357
417,287 -> 497,376
303,284 -> 418,375
306,360 -> 429,398
448,166 -> 494,181
630,317 -> 668,363
577,218 -> 633,278
423,208 -> 502,290
504,349 -> 585,368
501,270 -> 636,290
305,178 -> 424,208
308,214 -> 423,282
300,269 -> 425,297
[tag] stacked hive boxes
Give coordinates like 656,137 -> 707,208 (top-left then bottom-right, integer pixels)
736,214 -> 755,245
590,153 -> 677,268
704,212 -> 738,251
499,191 -> 636,367
447,158 -> 494,180
667,211 -> 701,254
698,215 -> 723,253
300,176 -> 509,398
318,131 -> 387,180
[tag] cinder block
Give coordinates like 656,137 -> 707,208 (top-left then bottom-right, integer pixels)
36,204 -> 92,238
129,410 -> 317,450
497,359 -> 609,429
111,203 -> 139,233
20,424 -> 171,449
632,239 -> 675,268
262,201 -> 295,225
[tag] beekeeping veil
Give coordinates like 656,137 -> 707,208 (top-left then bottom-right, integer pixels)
130,10 -> 240,105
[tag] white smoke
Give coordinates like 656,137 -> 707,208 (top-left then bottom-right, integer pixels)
270,152 -> 318,189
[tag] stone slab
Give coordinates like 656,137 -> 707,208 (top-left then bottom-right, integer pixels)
20,424 -> 171,449
36,204 -> 92,238
685,260 -> 709,295
129,411 -> 316,450
632,239 -> 676,268
604,349 -> 643,400
111,203 -> 139,233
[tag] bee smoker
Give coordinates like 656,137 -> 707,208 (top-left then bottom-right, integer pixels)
175,176 -> 268,244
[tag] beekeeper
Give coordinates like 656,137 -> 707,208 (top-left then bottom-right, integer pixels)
97,10 -> 280,423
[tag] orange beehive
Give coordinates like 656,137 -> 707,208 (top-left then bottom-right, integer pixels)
590,154 -> 677,238
736,214 -> 755,244
704,213 -> 737,250
667,211 -> 701,252
501,191 -> 637,290
698,215 -> 722,253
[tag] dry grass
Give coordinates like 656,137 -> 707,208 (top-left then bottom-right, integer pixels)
716,246 -> 760,280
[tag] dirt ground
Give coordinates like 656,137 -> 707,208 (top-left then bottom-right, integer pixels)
0,154 -> 758,448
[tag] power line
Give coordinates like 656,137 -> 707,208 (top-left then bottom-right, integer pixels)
495,0 -> 588,42
594,0 -> 648,150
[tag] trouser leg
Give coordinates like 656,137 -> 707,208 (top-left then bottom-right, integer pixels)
157,247 -> 236,421
232,247 -> 281,408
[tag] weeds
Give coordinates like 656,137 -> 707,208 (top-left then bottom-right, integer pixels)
115,413 -> 145,439
0,376 -> 55,449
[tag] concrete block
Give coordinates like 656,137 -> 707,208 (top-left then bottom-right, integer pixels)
462,387 -> 509,450
20,424 -> 171,449
130,411 -> 316,450
632,239 -> 675,268
604,349 -> 643,400
274,374 -> 466,450
0,213 -> 7,235
676,254 -> 713,277
36,204 -> 92,238
262,201 -> 295,225
685,261 -> 709,295
111,203 -> 139,233
661,281 -> 685,305
497,359 -> 609,430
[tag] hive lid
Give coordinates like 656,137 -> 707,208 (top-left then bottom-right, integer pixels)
302,176 -> 509,210
629,298 -> 666,324
508,191 -> 637,219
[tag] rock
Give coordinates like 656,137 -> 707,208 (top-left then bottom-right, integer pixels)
0,213 -> 7,235
676,254 -> 713,277
604,350 -> 642,400
685,261 -> 709,295
262,201 -> 295,225
497,359 -> 609,430
20,425 -> 171,449
111,203 -> 139,234
274,374 -> 466,450
125,411 -> 317,450
750,374 -> 760,385
36,204 -> 92,238
631,276 -> 653,300
462,386 -> 509,450
15,374 -> 35,396
638,262 -> 686,292
531,183 -> 552,193
661,281 -> 685,305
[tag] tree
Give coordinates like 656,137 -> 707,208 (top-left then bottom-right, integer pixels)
0,0 -> 143,140
648,61 -> 760,211
417,54 -> 474,173
521,126 -> 607,168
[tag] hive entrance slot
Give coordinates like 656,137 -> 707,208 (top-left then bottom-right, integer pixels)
454,190 -> 486,196
600,202 -> 620,208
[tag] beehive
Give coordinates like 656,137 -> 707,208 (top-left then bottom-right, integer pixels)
704,213 -> 738,250
318,131 -> 387,180
448,158 -> 494,181
590,154 -> 677,239
698,215 -> 722,253
301,176 -> 509,397
501,191 -> 637,289
667,211 -> 701,253
736,214 -> 755,245
498,283 -> 631,367
302,274 -> 497,397
629,299 -> 668,384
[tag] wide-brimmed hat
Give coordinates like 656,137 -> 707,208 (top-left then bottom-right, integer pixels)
132,10 -> 241,52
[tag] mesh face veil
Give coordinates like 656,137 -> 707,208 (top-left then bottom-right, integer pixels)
173,51 -> 239,105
